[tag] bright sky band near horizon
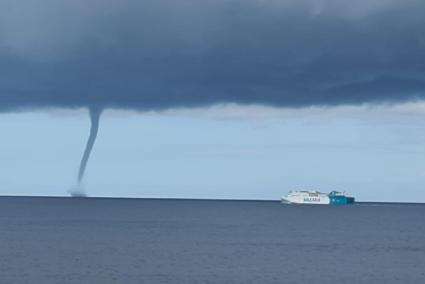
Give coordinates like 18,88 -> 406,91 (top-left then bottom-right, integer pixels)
1,103 -> 424,203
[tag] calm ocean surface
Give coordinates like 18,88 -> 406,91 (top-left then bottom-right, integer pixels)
0,197 -> 424,284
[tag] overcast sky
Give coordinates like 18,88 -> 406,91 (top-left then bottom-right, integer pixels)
1,0 -> 425,110
1,0 -> 424,201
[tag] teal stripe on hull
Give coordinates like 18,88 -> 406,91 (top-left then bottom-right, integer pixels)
329,195 -> 355,205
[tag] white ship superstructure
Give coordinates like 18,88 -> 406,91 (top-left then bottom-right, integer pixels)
281,190 -> 355,205
282,190 -> 330,205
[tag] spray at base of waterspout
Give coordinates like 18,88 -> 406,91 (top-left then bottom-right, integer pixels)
68,187 -> 88,198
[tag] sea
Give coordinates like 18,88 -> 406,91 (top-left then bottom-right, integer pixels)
0,196 -> 424,284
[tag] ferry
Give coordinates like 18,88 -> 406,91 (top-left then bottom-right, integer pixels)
281,190 -> 355,205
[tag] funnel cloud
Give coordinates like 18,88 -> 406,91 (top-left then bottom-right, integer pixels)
78,108 -> 102,184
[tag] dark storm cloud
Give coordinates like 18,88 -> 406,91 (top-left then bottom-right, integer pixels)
1,0 -> 425,111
